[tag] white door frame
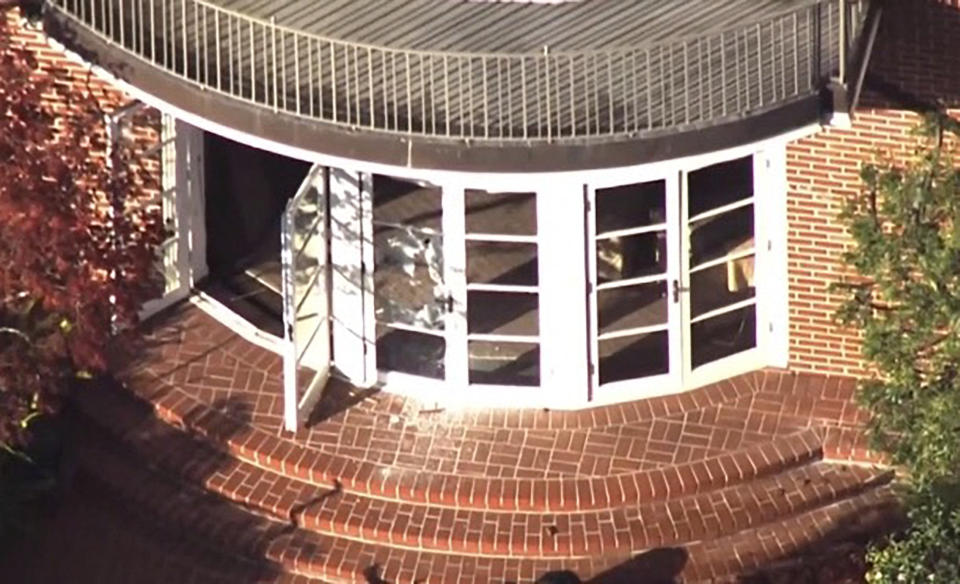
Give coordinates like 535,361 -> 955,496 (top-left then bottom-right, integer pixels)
585,173 -> 684,403
441,182 -> 469,389
679,151 -> 765,389
136,114 -> 201,318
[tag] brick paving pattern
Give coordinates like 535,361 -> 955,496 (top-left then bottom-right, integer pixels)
56,302 -> 897,583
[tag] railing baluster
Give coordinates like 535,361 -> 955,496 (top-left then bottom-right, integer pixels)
569,55 -> 576,137
192,1 -> 198,80
755,23 -> 763,107
248,20 -> 255,101
379,51 -> 387,129
468,57 -> 475,138
118,0 -> 123,48
180,0 -> 187,76
390,53 -> 398,130
682,42 -> 689,124
735,29 -> 743,112
665,45 -> 672,126
442,55 -> 449,137
271,17 -> 278,112
137,0 -> 144,53
201,5 -> 208,85
482,57 -> 489,139
606,52 -> 614,134
351,44 -> 358,125
367,47 -> 374,128
295,33 -> 301,114
420,54 -> 427,135
214,10 -> 220,91
51,0 -> 843,144
793,11 -> 799,96
521,57 -> 529,139
162,0 -> 168,68
310,38 -> 317,117
778,18 -> 785,101
506,58 -> 513,138
330,41 -> 337,122
645,50 -> 653,130
282,29 -> 288,112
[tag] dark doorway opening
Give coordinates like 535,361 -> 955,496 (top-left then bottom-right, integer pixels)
200,131 -> 311,337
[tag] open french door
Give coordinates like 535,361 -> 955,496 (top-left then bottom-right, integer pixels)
107,104 -> 197,318
281,164 -> 331,432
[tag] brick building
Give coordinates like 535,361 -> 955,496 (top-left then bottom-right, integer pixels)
2,0 -> 952,582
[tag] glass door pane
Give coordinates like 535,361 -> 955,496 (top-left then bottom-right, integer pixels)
464,190 -> 540,386
593,180 -> 673,385
372,175 -> 446,379
281,163 -> 330,432
685,156 -> 758,369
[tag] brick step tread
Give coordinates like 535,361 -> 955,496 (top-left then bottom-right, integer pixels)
681,484 -> 898,583
8,467 -> 327,584
108,378 -> 826,511
69,419 -> 604,582
68,422 -> 899,584
74,383 -> 893,559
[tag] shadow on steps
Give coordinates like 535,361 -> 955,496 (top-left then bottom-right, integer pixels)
535,548 -> 688,584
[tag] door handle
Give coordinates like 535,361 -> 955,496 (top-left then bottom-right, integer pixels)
445,294 -> 455,313
672,279 -> 689,303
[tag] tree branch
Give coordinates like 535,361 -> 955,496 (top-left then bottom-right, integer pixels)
0,327 -> 31,345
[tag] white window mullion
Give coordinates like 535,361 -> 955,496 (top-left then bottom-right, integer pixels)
586,186 -> 601,395
537,181 -> 589,406
674,169 -> 692,382
360,172 -> 377,382
442,183 -> 469,388
185,120 -> 207,284
755,146 -> 789,368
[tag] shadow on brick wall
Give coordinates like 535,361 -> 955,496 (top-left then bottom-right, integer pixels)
861,0 -> 960,111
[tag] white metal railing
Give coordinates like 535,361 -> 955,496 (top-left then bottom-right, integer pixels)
47,0 -> 870,144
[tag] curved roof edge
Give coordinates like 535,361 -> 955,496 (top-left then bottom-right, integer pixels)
47,12 -> 828,172
45,0 -> 866,148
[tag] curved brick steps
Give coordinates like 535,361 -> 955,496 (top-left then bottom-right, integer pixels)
122,378 -> 828,513
7,463 -> 326,584
73,390 -> 893,560
71,380 -> 896,582
68,418 -> 898,584
680,484 -> 898,583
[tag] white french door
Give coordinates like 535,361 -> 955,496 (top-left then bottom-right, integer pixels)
588,154 -> 763,398
281,164 -> 331,432
455,187 -> 541,388
680,155 -> 761,386
367,177 -> 542,393
587,175 -> 684,397
107,104 -> 198,318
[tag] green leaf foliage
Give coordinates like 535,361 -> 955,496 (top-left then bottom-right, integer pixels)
835,113 -> 960,485
865,483 -> 960,584
836,113 -> 960,581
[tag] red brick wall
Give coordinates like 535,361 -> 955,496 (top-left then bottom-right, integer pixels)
4,9 -> 124,131
2,7 -> 162,193
785,0 -> 960,376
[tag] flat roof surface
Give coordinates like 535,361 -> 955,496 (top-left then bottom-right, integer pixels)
213,0 -> 820,53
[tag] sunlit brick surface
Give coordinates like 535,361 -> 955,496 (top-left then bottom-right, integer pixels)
86,302 -> 897,583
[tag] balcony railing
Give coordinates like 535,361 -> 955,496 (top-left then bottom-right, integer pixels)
47,0 -> 869,144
